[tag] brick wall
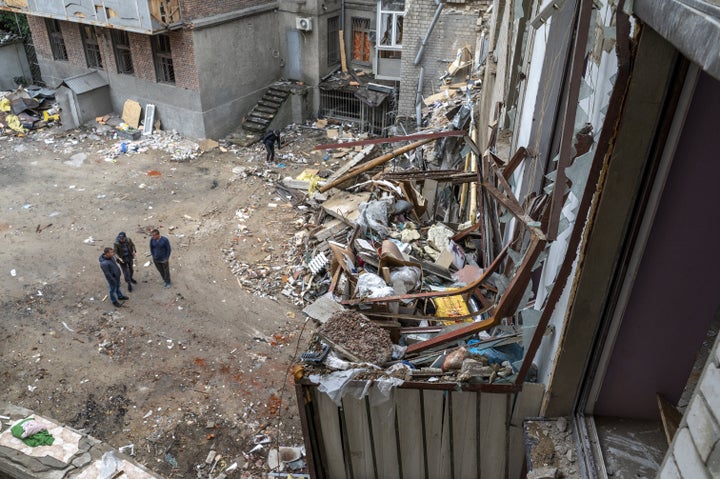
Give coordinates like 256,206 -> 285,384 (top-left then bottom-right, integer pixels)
658,334 -> 720,478
130,33 -> 155,82
180,0 -> 272,21
26,15 -> 51,60
169,29 -> 199,90
397,0 -> 488,119
60,21 -> 85,66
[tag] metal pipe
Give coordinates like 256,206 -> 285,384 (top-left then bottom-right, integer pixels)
413,0 -> 444,65
415,66 -> 424,128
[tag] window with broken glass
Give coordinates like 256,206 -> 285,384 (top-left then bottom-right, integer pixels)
80,25 -> 103,70
112,30 -> 133,75
327,16 -> 340,67
351,17 -> 371,64
151,34 -> 175,84
377,0 -> 403,52
45,18 -> 67,61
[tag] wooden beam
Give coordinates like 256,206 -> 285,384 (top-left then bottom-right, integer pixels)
318,138 -> 434,193
314,129 -> 467,150
482,182 -> 546,239
503,146 -> 526,180
339,30 -> 348,72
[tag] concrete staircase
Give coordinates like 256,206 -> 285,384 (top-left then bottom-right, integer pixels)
230,83 -> 291,146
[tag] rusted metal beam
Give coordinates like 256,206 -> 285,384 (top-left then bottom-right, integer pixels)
318,138 -> 435,193
503,146 -> 527,180
482,182 -> 546,239
313,129 -> 467,150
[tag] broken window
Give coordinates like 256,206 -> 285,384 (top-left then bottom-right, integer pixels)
45,18 -> 67,61
327,16 -> 340,67
80,25 -> 103,70
351,17 -> 371,63
151,34 -> 175,84
112,30 -> 133,75
377,0 -> 403,48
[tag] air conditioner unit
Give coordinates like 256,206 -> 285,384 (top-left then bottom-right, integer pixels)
296,17 -> 313,31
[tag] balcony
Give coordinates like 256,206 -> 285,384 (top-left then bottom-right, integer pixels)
0,0 -> 182,34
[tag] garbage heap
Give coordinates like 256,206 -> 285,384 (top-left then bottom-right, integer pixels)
290,87 -> 546,390
1,86 -> 59,134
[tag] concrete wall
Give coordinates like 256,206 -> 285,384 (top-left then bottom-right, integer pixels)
192,8 -> 283,138
0,40 -> 31,89
397,0 -> 485,118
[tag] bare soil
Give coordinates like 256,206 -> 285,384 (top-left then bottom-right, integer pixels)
0,125 -> 323,477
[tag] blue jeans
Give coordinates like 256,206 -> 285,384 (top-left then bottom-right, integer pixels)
108,281 -> 123,303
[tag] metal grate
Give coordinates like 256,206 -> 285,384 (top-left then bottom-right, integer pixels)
151,34 -> 175,83
45,18 -> 67,61
80,25 -> 102,69
318,87 -> 396,135
112,30 -> 133,74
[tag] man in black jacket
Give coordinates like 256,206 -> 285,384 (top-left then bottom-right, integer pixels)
99,247 -> 129,307
261,129 -> 281,162
113,231 -> 137,291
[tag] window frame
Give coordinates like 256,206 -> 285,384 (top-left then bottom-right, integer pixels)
45,18 -> 68,61
151,34 -> 175,84
351,17 -> 372,65
327,15 -> 340,67
80,25 -> 103,70
112,30 -> 134,75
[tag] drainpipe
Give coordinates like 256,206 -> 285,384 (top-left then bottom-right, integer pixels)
413,0 -> 444,65
415,66 -> 424,128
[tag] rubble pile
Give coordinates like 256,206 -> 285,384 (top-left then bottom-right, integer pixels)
0,86 -> 59,134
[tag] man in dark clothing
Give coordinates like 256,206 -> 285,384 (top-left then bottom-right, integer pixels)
99,247 -> 129,307
149,228 -> 172,288
113,231 -> 137,291
261,129 -> 281,162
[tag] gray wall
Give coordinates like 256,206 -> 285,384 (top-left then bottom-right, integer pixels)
193,9 -> 283,138
0,40 -> 31,89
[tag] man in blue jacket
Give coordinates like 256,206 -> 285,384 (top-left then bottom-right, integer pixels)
99,247 -> 129,307
149,228 -> 172,288
261,129 -> 281,162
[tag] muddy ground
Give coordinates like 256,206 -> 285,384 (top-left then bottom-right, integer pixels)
0,124 -> 328,477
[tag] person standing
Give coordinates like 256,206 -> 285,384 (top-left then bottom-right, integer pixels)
261,129 -> 281,162
113,231 -> 137,291
149,228 -> 172,288
99,247 -> 129,307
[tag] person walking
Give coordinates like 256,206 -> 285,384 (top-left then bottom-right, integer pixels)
149,228 -> 172,288
261,129 -> 281,162
99,247 -> 129,307
113,231 -> 137,291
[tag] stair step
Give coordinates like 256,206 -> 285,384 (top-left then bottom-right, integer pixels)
247,114 -> 271,124
264,94 -> 287,103
242,121 -> 267,132
267,88 -> 289,98
255,105 -> 277,114
259,99 -> 282,108
249,110 -> 275,120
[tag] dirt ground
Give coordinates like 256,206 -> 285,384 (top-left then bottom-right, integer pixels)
0,124 -> 324,477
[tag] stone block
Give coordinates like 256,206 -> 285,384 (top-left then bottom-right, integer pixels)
658,456 -> 681,479
700,365 -> 720,422
687,396 -> 720,461
673,428 -> 712,479
708,441 -> 720,477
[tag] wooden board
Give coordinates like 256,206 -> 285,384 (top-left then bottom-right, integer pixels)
396,388 -> 425,478
423,390 -> 452,479
342,395 -> 375,478
509,383 -> 545,479
368,388 -> 401,479
479,392 -> 508,478
452,391 -> 479,478
322,190 -> 371,224
315,390 -> 348,479
121,99 -> 141,129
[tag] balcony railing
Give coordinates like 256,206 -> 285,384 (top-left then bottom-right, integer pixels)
0,0 -> 182,34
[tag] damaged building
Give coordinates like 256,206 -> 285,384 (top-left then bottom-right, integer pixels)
287,0 -> 720,478
0,0 -> 491,138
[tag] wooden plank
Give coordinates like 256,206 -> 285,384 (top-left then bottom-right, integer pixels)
315,390 -> 349,479
368,389 -> 401,479
482,182 -> 546,239
314,129 -> 466,150
423,390 -> 452,479
339,30 -> 348,72
508,383 -> 546,479
422,178 -> 439,221
343,396 -> 376,479
503,146 -> 527,180
396,388 -> 425,478
657,394 -> 682,445
322,190 -> 371,223
452,391 -> 478,479
121,99 -> 141,129
478,392 -> 508,478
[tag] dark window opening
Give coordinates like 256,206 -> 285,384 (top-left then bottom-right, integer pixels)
112,30 -> 133,74
80,25 -> 103,69
45,18 -> 67,61
327,16 -> 340,67
351,17 -> 371,63
151,34 -> 175,84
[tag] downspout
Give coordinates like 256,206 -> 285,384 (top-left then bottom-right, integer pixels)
416,66 -> 424,128
413,0 -> 444,65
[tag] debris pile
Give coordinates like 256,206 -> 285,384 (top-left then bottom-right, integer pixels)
0,86 -> 59,134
